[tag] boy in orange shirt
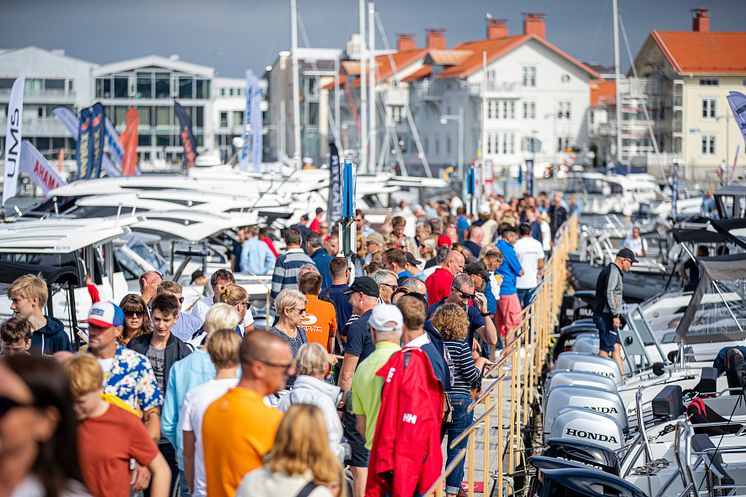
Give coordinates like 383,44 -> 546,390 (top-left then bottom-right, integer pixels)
298,271 -> 337,353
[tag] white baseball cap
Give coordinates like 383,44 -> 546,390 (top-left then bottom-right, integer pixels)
368,304 -> 403,333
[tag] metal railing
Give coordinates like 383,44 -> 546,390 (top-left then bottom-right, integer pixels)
430,216 -> 578,496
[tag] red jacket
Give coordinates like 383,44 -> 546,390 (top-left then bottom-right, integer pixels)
366,348 -> 444,497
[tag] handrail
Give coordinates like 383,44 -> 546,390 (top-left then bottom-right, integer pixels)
432,215 -> 578,497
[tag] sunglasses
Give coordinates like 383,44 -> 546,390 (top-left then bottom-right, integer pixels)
294,307 -> 307,314
379,283 -> 397,290
451,286 -> 475,300
124,310 -> 144,317
0,396 -> 28,418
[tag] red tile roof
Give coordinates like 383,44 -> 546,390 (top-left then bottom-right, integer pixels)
436,34 -> 600,80
401,65 -> 432,82
590,79 -> 616,106
651,31 -> 746,74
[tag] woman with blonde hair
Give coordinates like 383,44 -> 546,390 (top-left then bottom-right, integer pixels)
235,404 -> 342,497
219,284 -> 254,336
118,294 -> 150,345
270,289 -> 309,359
432,304 -> 487,497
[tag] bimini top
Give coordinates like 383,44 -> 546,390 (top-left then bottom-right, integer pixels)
0,215 -> 141,254
675,252 -> 746,344
131,210 -> 258,242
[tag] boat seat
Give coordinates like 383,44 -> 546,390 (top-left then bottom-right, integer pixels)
687,398 -> 742,436
690,434 -> 735,487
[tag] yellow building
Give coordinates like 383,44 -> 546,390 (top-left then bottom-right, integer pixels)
633,8 -> 746,181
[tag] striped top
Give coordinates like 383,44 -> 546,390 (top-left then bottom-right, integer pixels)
270,248 -> 315,300
444,340 -> 481,397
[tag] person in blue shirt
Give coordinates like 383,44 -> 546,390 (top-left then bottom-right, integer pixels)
240,226 -> 276,275
307,231 -> 334,293
495,225 -> 524,340
456,206 -> 470,243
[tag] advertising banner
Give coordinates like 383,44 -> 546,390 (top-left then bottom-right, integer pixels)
76,107 -> 93,179
90,103 -> 106,178
174,101 -> 198,169
327,142 -> 343,224
2,77 -> 24,206
20,140 -> 67,195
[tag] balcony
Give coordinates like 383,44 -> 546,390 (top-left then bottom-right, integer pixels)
23,117 -> 69,137
0,88 -> 77,104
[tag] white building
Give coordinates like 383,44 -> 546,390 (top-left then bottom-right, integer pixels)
213,77 -> 249,162
0,46 -> 96,164
407,15 -> 599,177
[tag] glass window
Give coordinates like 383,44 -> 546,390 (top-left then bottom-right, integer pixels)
137,73 -> 152,98
522,66 -> 536,87
233,111 -> 242,126
155,74 -> 170,99
220,112 -> 228,127
156,134 -> 171,147
195,106 -> 204,127
0,78 -> 15,89
179,77 -> 193,99
701,99 -> 716,118
114,77 -> 128,98
114,106 -> 127,126
138,134 -> 152,147
156,107 -> 171,126
701,135 -> 716,155
44,79 -> 65,91
95,78 -> 111,98
699,78 -> 719,86
196,134 -> 204,147
137,106 -> 151,126
195,79 -> 209,99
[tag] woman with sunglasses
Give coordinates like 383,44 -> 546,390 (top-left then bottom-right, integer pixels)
118,294 -> 151,346
0,355 -> 91,497
269,289 -> 309,360
219,285 -> 254,336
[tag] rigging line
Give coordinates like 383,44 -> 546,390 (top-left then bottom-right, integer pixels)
297,11 -> 340,144
588,0 -> 610,66
619,13 -> 667,181
374,10 -> 432,178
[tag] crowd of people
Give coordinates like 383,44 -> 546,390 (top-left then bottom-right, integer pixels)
0,190 -> 571,497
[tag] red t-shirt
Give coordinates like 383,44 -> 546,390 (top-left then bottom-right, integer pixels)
425,267 -> 454,305
78,404 -> 159,497
309,217 -> 322,233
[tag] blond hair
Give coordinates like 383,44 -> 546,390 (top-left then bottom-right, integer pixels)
64,354 -> 103,397
207,329 -> 241,369
8,274 -> 48,307
295,342 -> 328,377
204,303 -> 240,335
265,404 -> 341,485
219,284 -> 248,306
275,289 -> 307,318
157,280 -> 183,295
431,303 -> 470,341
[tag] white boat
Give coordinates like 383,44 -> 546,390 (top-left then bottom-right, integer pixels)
565,172 -> 660,215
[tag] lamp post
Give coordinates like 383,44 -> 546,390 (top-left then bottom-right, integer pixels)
441,107 -> 464,198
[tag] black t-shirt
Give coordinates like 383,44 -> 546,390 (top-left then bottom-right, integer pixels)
343,309 -> 375,364
684,258 -> 700,291
232,241 -> 243,272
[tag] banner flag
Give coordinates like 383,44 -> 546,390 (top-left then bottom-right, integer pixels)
174,101 -> 198,169
20,140 -> 66,195
525,159 -> 534,197
239,70 -> 253,172
342,160 -> 356,219
53,106 -> 121,177
104,116 -> 124,166
671,161 -> 679,219
76,107 -> 93,179
727,91 -> 746,149
119,107 -> 139,176
239,70 -> 263,172
327,142 -> 343,224
3,77 -> 24,206
90,103 -> 106,178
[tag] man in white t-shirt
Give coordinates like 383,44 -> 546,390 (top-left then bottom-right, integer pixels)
623,226 -> 648,258
180,329 -> 241,497
514,223 -> 545,308
190,269 -> 253,333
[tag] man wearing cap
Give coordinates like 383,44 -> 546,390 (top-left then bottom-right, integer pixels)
592,248 -> 636,376
404,252 -> 423,282
349,304 -> 403,497
183,270 -> 208,311
425,250 -> 465,305
85,301 -> 162,442
337,276 -> 380,497
364,232 -> 384,263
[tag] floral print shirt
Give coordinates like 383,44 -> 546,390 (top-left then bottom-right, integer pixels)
101,345 -> 162,414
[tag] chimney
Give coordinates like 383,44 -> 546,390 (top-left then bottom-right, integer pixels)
523,12 -> 546,39
397,33 -> 417,52
487,19 -> 509,40
691,8 -> 710,33
426,29 -> 446,50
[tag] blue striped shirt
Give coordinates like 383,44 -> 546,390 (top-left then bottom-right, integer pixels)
271,248 -> 315,300
444,339 -> 481,396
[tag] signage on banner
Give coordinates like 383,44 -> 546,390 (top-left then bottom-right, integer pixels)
20,140 -> 67,195
174,101 -> 198,169
90,103 -> 106,178
53,106 -> 121,177
3,77 -> 24,206
327,142 -> 343,224
525,159 -> 534,197
76,107 -> 93,179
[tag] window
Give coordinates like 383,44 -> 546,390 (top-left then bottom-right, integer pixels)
0,78 -> 15,89
195,79 -> 209,99
557,102 -> 571,119
179,77 -> 193,99
487,69 -> 497,82
508,133 -> 515,154
155,73 -> 170,99
557,137 -> 569,152
699,78 -> 719,86
137,73 -> 152,99
233,111 -> 243,127
523,101 -> 536,119
37,107 -> 43,118
229,88 -> 234,97
114,106 -> 127,125
446,136 -> 451,155
389,105 -> 404,124
487,132 -> 497,154
424,137 -> 429,154
487,99 -> 498,119
137,106 -> 151,126
44,79 -> 65,91
701,98 -> 716,118
194,106 -> 204,127
156,106 -> 170,127
701,135 -> 716,155
220,112 -> 228,128
522,66 -> 536,87
503,101 -> 515,119
220,88 -> 226,97
96,78 -> 111,98
114,77 -> 128,98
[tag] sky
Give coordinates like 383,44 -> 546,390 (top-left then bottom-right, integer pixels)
2,0 -> 745,78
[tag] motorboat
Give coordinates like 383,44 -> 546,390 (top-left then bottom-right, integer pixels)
564,172 -> 660,216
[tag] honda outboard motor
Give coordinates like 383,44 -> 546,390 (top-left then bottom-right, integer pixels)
544,385 -> 627,437
543,439 -> 620,475
572,334 -> 599,354
544,370 -> 618,409
549,408 -> 624,451
555,352 -> 623,386
530,466 -> 646,497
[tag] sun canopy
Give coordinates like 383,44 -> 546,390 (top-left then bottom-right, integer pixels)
675,253 -> 746,343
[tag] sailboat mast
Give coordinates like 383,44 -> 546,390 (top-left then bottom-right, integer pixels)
612,0 -> 623,169
359,0 -> 368,174
291,0 -> 302,168
368,2 -> 376,174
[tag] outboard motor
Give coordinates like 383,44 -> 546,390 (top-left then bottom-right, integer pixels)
572,334 -> 599,354
725,348 -> 746,395
549,408 -> 624,451
544,370 -> 618,409
530,466 -> 646,497
543,439 -> 620,475
527,456 -> 589,496
555,352 -> 623,386
544,385 -> 627,437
